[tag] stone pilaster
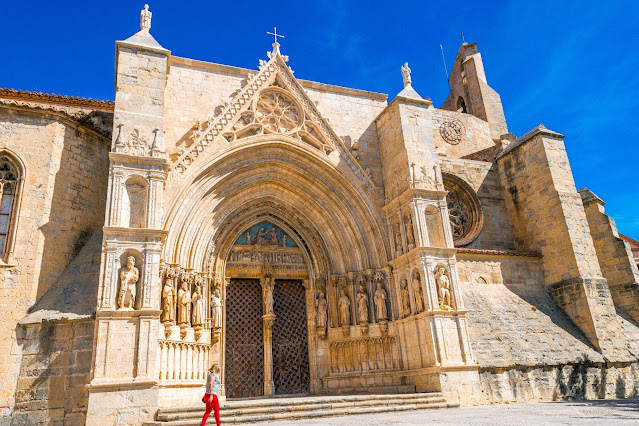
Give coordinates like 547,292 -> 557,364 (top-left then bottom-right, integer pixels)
376,92 -> 480,403
497,125 -> 626,359
87,8 -> 171,425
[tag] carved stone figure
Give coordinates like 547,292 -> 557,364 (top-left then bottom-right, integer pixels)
436,266 -> 452,308
356,285 -> 369,324
412,271 -> 425,313
374,282 -> 388,321
244,231 -> 252,244
211,288 -> 222,329
256,227 -> 268,245
263,276 -> 274,314
140,4 -> 152,33
401,62 -> 412,87
316,291 -> 327,328
395,228 -> 403,255
338,289 -> 351,327
281,235 -> 288,247
177,275 -> 191,325
118,256 -> 139,310
161,266 -> 176,322
401,278 -> 411,317
268,227 -> 279,246
191,285 -> 204,326
406,216 -> 416,246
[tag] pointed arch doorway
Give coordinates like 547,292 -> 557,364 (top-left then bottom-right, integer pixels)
222,219 -> 312,398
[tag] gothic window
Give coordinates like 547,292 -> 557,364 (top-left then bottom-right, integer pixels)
443,174 -> 483,247
0,152 -> 25,263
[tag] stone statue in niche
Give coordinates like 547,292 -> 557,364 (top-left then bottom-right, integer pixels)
374,282 -> 388,321
282,235 -> 288,247
356,285 -> 369,324
401,278 -> 411,317
192,282 -> 205,327
256,228 -> 268,245
435,266 -> 452,309
161,265 -> 177,322
406,216 -> 416,248
244,231 -> 252,244
118,256 -> 139,310
395,227 -> 404,256
316,291 -> 327,328
211,288 -> 222,329
338,289 -> 351,327
177,273 -> 192,325
411,271 -> 425,313
263,276 -> 274,314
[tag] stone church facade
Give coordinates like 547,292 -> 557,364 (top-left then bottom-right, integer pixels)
2,6 -> 639,425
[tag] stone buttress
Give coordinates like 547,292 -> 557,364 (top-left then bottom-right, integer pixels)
86,14 -> 170,425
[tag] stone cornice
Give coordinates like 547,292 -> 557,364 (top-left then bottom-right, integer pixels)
456,248 -> 542,258
170,56 -> 388,101
0,88 -> 114,112
0,99 -> 112,143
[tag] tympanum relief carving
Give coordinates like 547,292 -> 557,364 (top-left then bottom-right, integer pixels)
226,221 -> 308,279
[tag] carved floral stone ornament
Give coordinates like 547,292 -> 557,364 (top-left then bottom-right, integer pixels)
443,174 -> 483,246
439,118 -> 465,145
255,88 -> 302,133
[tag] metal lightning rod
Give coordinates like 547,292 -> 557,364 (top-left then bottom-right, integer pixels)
440,44 -> 450,87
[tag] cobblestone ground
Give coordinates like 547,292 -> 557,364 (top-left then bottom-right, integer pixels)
268,399 -> 639,425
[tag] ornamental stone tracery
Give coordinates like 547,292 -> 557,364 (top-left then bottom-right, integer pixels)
443,175 -> 483,246
255,89 -> 303,133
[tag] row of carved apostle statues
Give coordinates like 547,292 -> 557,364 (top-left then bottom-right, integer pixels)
159,265 -> 213,328
316,266 -> 453,329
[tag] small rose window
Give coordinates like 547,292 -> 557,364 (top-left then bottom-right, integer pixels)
443,175 -> 483,246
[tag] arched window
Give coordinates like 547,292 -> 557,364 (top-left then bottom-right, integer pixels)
0,151 -> 25,263
442,174 -> 483,247
456,97 -> 468,114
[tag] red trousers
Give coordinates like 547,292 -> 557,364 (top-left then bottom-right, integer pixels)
201,393 -> 221,426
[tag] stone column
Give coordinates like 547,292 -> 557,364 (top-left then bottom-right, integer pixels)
262,313 -> 276,395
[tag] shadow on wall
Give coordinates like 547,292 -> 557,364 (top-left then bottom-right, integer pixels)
35,125 -> 109,302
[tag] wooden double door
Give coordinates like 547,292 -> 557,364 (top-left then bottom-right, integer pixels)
225,279 -> 310,397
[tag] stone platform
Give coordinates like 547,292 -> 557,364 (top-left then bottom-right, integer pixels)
144,392 -> 458,425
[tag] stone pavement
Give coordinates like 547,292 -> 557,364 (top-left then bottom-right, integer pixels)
267,399 -> 639,425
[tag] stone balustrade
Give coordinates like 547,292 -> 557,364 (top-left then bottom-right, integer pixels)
158,340 -> 211,382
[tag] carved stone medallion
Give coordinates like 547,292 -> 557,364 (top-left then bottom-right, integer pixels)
439,119 -> 464,145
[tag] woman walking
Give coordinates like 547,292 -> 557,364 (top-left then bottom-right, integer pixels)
201,364 -> 221,426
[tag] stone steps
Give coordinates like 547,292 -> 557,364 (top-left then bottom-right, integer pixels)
145,392 -> 459,425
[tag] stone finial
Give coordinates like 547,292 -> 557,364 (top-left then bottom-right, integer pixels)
401,62 -> 412,87
140,4 -> 152,33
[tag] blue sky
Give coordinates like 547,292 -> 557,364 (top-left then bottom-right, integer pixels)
3,1 -> 638,236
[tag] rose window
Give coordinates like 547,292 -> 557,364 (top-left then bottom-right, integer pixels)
443,175 -> 483,246
255,89 -> 302,133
